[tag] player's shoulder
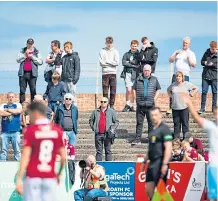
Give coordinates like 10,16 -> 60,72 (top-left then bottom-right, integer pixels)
160,122 -> 171,132
51,123 -> 63,131
24,124 -> 38,133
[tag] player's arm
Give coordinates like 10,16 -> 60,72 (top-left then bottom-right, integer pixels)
180,93 -> 205,128
57,147 -> 66,178
17,146 -> 32,180
162,128 -> 173,166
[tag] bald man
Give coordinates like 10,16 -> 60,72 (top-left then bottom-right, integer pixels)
89,97 -> 119,161
167,37 -> 196,114
33,94 -> 54,122
132,64 -> 161,145
74,155 -> 108,201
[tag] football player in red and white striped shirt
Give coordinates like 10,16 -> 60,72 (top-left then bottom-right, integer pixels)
16,102 -> 66,201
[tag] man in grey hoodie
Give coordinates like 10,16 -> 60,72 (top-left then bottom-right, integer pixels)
99,37 -> 120,109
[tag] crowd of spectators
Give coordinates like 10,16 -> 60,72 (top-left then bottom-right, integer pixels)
0,36 -> 217,162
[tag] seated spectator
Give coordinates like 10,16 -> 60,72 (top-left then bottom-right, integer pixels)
167,71 -> 198,140
33,94 -> 54,122
182,141 -> 199,161
55,93 -> 78,146
21,101 -> 30,129
171,144 -> 184,162
185,133 -> 204,156
0,92 -> 22,161
43,72 -> 66,113
172,138 -> 182,146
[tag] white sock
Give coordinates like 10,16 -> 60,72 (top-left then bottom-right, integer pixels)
126,101 -> 131,106
129,102 -> 134,107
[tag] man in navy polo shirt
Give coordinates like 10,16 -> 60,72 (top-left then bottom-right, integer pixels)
0,92 -> 22,161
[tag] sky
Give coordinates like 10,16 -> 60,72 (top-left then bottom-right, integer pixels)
0,1 -> 217,94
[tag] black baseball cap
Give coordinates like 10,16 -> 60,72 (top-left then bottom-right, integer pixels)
27,38 -> 34,44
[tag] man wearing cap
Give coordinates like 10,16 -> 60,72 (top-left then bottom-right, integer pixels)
89,97 -> 119,161
55,93 -> 78,146
185,133 -> 204,156
17,38 -> 43,104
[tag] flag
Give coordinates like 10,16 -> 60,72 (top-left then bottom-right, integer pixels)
152,178 -> 174,201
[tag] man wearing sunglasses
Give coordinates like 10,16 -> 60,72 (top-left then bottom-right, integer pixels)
17,38 -> 43,104
55,93 -> 78,146
89,97 -> 119,161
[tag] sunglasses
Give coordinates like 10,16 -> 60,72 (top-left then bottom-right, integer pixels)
65,98 -> 72,101
101,101 -> 107,103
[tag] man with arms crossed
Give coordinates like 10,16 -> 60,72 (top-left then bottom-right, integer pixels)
16,102 -> 66,201
141,107 -> 173,200
181,93 -> 218,201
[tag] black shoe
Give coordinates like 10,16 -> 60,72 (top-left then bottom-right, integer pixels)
131,138 -> 141,145
198,109 -> 205,115
122,105 -> 131,112
130,106 -> 136,112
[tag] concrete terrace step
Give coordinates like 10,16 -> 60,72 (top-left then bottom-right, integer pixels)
78,122 -> 202,129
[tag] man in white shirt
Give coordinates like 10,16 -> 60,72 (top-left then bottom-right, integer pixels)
167,37 -> 196,114
181,93 -> 218,201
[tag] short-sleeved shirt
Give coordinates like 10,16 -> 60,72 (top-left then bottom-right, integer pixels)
24,121 -> 64,178
148,122 -> 173,161
203,119 -> 218,167
168,81 -> 195,110
187,148 -> 198,161
172,49 -> 196,76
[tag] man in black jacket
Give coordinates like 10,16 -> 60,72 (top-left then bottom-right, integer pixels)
199,41 -> 217,114
121,40 -> 141,112
132,64 -> 161,145
140,37 -> 158,74
55,41 -> 80,104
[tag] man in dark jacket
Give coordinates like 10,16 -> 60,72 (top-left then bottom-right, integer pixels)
55,93 -> 78,146
55,41 -> 80,104
132,64 -> 161,145
121,40 -> 141,112
199,41 -> 217,114
16,38 -> 43,103
89,97 -> 119,161
140,37 -> 158,74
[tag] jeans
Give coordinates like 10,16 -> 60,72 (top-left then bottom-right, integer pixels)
74,188 -> 107,201
19,71 -> 37,103
64,131 -> 76,146
169,74 -> 189,108
95,134 -> 112,161
0,132 -> 21,161
48,102 -> 60,113
172,108 -> 189,139
102,74 -> 117,106
201,79 -> 217,111
136,105 -> 153,139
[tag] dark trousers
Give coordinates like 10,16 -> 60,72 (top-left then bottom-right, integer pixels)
172,108 -> 189,139
95,134 -> 112,161
201,79 -> 217,111
136,105 -> 153,139
169,74 -> 189,108
102,74 -> 117,106
19,72 -> 37,103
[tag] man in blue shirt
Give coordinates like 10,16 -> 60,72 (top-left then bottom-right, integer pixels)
0,92 -> 22,161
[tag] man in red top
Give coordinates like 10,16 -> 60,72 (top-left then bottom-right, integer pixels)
182,141 -> 199,161
16,102 -> 66,201
89,97 -> 119,161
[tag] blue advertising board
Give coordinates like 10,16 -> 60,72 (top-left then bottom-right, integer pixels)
99,162 -> 135,201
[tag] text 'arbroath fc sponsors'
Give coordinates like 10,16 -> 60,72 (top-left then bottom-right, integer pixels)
100,162 -> 135,200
